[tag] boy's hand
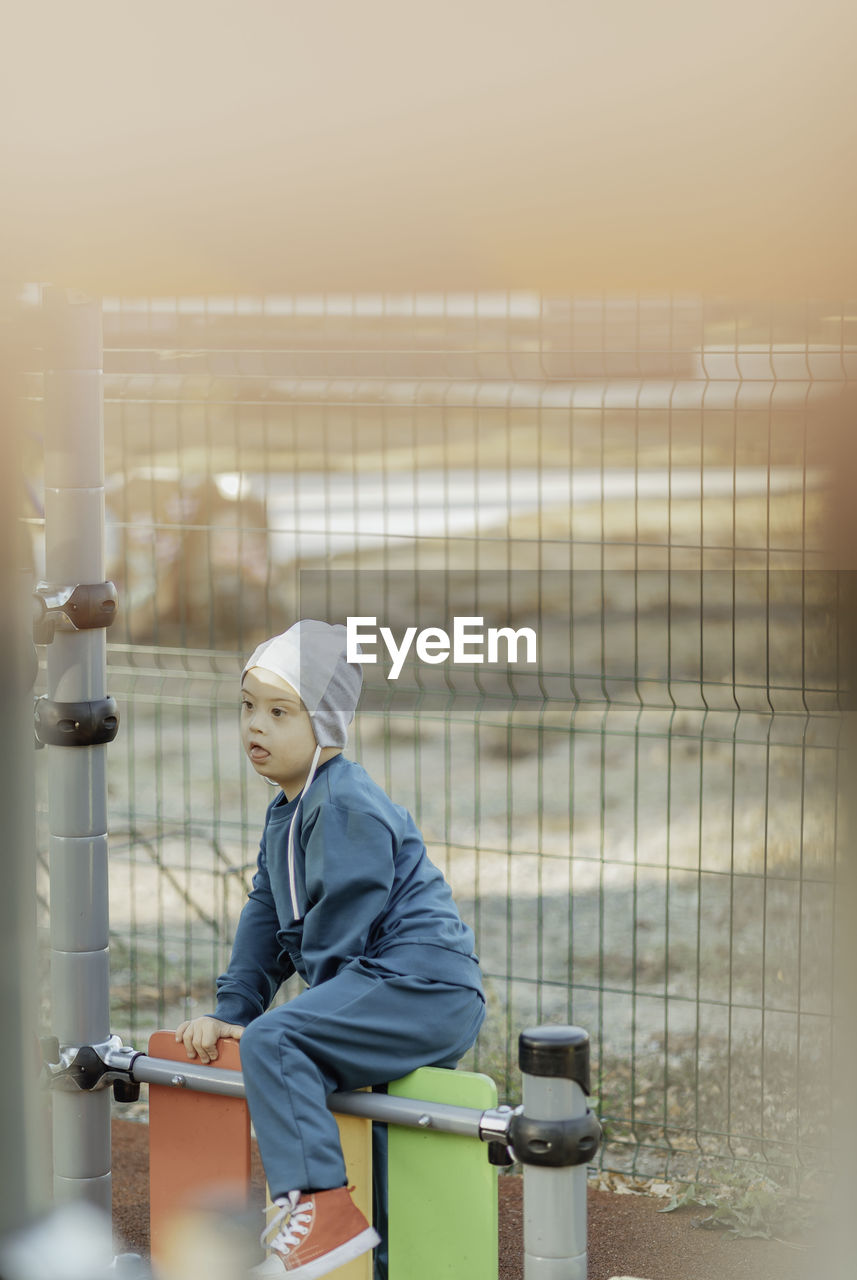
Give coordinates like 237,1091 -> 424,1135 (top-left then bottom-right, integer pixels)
175,1017 -> 244,1064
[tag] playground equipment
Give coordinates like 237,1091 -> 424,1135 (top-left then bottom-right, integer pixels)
145,1033 -> 493,1279
34,289 -> 601,1277
43,1023 -> 600,1279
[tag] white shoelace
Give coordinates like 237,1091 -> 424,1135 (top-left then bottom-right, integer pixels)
261,1190 -> 314,1254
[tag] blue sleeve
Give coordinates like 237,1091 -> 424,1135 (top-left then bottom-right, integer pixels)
299,804 -> 395,985
213,830 -> 295,1025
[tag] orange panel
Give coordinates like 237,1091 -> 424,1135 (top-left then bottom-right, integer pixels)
147,1030 -> 251,1268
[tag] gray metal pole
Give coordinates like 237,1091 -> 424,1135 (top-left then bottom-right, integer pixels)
42,289 -> 113,1216
519,1027 -> 595,1280
0,293 -> 50,1241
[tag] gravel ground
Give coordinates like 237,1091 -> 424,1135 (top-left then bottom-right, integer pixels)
112,1119 -> 813,1280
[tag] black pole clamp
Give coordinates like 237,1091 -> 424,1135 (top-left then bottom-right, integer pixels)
33,581 -> 118,645
34,695 -> 119,747
508,1107 -> 601,1167
41,1035 -> 142,1103
512,1025 -> 602,1167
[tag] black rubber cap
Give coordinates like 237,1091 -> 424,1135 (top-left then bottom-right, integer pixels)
519,1025 -> 591,1091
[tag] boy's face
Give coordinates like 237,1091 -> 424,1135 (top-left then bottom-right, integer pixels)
240,667 -> 320,799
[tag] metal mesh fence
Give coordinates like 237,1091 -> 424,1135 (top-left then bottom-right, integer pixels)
24,291 -> 854,1193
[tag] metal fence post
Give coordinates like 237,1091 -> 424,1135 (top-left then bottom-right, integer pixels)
0,293 -> 49,1244
517,1026 -> 598,1280
42,289 -> 114,1217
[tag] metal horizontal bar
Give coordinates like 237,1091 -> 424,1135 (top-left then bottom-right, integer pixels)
326,1089 -> 485,1138
130,1055 -> 245,1099
131,1055 -> 488,1137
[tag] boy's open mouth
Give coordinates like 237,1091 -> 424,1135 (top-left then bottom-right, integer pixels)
249,745 -> 270,761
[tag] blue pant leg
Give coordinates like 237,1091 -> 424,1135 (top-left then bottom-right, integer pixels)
240,965 -> 485,1267
239,1005 -> 348,1196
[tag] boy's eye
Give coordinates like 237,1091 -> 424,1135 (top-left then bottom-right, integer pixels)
271,707 -> 285,717
241,699 -> 253,710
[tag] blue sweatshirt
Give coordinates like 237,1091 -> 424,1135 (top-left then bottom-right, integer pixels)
214,754 -> 484,1025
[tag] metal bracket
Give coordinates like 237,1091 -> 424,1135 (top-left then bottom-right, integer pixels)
478,1104 -> 515,1143
479,1104 -> 516,1165
41,1035 -> 142,1103
508,1107 -> 601,1168
34,695 -> 119,747
33,581 -> 118,645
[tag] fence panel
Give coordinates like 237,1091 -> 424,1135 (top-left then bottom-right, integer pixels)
25,291 -> 853,1191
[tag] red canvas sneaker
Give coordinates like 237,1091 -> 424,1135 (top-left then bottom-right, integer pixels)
252,1186 -> 380,1278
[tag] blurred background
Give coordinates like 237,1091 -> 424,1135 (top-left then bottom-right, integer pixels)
4,1 -> 856,298
4,0 -> 857,1258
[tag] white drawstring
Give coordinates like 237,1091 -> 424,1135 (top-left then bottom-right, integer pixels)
261,1190 -> 313,1253
286,743 -> 322,919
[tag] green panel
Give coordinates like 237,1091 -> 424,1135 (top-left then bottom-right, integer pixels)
387,1067 -> 498,1280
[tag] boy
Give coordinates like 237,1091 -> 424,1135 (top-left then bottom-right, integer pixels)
176,620 -> 486,1278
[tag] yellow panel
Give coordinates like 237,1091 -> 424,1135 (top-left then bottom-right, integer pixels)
265,1101 -> 373,1280
330,1108 -> 374,1280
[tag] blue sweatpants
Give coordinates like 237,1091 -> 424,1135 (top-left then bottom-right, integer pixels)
238,956 -> 486,1279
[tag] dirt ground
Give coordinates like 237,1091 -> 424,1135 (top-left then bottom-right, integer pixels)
112,1119 -> 813,1280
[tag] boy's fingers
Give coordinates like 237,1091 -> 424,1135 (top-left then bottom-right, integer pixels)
175,1017 -> 239,1062
181,1018 -> 199,1059
182,1022 -> 204,1058
196,1022 -> 221,1063
192,1032 -> 210,1059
